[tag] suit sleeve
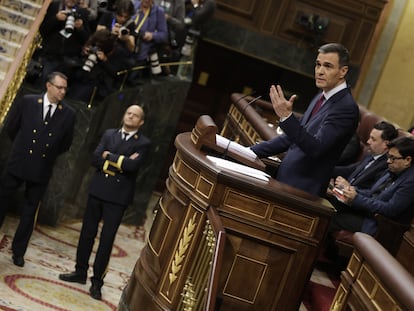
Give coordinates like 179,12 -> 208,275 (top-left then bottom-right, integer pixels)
332,161 -> 359,179
92,130 -> 111,169
5,96 -> 24,141
58,109 -> 76,154
279,103 -> 358,158
351,178 -> 414,217
250,133 -> 291,158
118,139 -> 151,172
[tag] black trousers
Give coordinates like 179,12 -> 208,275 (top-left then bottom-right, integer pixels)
0,171 -> 47,256
75,195 -> 126,286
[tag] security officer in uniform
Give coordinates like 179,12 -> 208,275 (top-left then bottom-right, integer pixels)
0,71 -> 76,267
59,105 -> 150,301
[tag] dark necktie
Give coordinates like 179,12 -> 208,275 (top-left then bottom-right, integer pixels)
311,94 -> 325,117
44,104 -> 52,123
122,131 -> 129,141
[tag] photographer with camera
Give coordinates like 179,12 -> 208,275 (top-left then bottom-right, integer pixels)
180,0 -> 214,56
127,0 -> 168,81
69,29 -> 133,101
96,0 -> 136,52
39,0 -> 91,83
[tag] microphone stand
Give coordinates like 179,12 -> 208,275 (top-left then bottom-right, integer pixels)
223,92 -> 256,139
222,94 -> 263,159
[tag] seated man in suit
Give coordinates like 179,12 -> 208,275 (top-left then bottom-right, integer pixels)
328,121 -> 399,207
329,136 -> 414,236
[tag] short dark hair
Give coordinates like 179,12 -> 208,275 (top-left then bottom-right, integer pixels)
88,29 -> 116,54
318,43 -> 350,68
116,0 -> 135,17
387,136 -> 414,159
47,71 -> 68,83
374,121 -> 398,142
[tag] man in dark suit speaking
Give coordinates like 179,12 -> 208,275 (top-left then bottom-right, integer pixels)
59,104 -> 151,300
0,71 -> 76,267
251,43 -> 359,196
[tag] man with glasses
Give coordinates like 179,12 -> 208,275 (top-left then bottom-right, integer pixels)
328,121 -> 399,207
0,71 -> 76,267
329,136 -> 414,236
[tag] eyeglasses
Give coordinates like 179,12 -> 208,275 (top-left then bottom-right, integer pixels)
387,154 -> 405,162
49,82 -> 68,91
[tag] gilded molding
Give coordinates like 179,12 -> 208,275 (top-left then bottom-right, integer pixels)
330,288 -> 345,311
223,254 -> 268,304
0,33 -> 41,126
181,278 -> 196,311
167,213 -> 197,294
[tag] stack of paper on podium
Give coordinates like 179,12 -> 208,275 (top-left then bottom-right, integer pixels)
214,134 -> 266,171
207,155 -> 270,181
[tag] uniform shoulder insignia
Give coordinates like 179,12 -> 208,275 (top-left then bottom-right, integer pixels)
134,134 -> 139,139
37,98 -> 43,104
58,104 -> 63,110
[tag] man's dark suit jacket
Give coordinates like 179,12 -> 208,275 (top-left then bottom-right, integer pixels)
251,88 -> 359,196
352,165 -> 414,235
89,129 -> 151,206
329,154 -> 388,211
333,153 -> 388,190
5,94 -> 76,184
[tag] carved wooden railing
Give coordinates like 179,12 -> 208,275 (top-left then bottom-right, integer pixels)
0,0 -> 51,127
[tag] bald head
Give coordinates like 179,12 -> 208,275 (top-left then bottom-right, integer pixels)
123,105 -> 145,132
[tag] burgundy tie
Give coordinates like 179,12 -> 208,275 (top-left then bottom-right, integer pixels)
311,94 -> 325,117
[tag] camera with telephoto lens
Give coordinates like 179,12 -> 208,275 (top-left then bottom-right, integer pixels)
82,46 -> 100,72
64,8 -> 81,34
149,48 -> 162,75
181,28 -> 200,57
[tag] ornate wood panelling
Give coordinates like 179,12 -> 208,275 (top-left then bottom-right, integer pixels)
215,0 -> 388,66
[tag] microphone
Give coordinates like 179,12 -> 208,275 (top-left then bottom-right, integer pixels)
222,91 -> 257,142
222,94 -> 262,159
235,91 -> 256,104
239,94 -> 263,121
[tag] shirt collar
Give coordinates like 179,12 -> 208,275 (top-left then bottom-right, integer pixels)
43,94 -> 57,107
120,128 -> 138,137
322,81 -> 347,101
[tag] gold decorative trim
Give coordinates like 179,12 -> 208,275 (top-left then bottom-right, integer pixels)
330,287 -> 345,311
174,156 -> 199,189
0,32 -> 41,126
167,213 -> 197,294
223,189 -> 270,219
195,175 -> 214,200
148,196 -> 172,257
356,263 -> 397,308
270,205 -> 317,236
180,278 -> 196,311
223,254 -> 268,304
203,220 -> 216,254
346,252 -> 362,279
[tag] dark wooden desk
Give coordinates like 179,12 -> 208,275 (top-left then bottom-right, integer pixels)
118,128 -> 334,311
330,232 -> 414,311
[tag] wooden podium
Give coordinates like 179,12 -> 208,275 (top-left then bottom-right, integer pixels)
118,116 -> 334,311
